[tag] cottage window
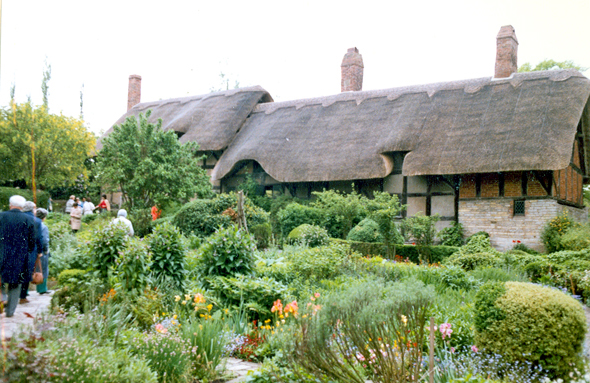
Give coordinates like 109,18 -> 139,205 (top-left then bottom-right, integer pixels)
513,200 -> 525,216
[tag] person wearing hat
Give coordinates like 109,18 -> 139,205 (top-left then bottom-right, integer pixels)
35,208 -> 51,295
19,201 -> 43,304
112,209 -> 134,236
65,195 -> 75,214
0,196 -> 36,316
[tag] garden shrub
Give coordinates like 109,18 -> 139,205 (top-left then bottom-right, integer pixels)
43,336 -> 157,383
469,267 -> 528,283
173,198 -> 231,237
198,226 -> 256,277
310,188 -> 367,239
251,222 -> 272,249
559,224 -> 590,251
287,243 -> 354,283
437,221 -> 465,246
445,252 -> 504,271
57,269 -> 88,286
129,208 -> 153,237
501,250 -> 543,270
0,334 -> 54,383
455,234 -> 500,256
0,187 -> 49,212
276,203 -> 323,238
81,213 -> 99,224
511,242 -> 539,254
86,223 -> 128,280
551,259 -> 590,297
400,212 -> 440,246
50,277 -> 109,313
114,237 -> 151,292
436,265 -> 476,291
432,288 -> 477,350
287,224 -> 330,247
545,248 -> 590,264
523,260 -> 560,282
346,218 -> 383,243
474,281 -> 587,379
541,212 -> 578,253
123,330 -> 192,383
206,274 -> 288,319
147,221 -> 187,289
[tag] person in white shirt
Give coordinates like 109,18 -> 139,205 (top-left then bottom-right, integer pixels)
83,199 -> 95,215
112,209 -> 134,236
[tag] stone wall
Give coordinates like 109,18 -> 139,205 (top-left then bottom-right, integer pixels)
459,198 -> 588,252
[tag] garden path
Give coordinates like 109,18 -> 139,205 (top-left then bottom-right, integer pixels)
224,357 -> 261,382
0,291 -> 52,340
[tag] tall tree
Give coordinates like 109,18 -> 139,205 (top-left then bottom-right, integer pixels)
0,101 -> 96,189
95,110 -> 212,209
518,59 -> 587,73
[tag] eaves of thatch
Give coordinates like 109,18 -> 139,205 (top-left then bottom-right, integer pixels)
212,70 -> 590,183
96,86 -> 272,151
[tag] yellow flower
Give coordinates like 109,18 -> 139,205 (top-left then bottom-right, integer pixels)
401,315 -> 407,326
207,304 -> 213,312
174,295 -> 181,302
264,319 -> 271,323
184,294 -> 191,301
173,314 -> 177,320
182,301 -> 187,305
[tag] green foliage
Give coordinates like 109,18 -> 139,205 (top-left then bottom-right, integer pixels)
95,110 -> 212,209
50,277 -> 109,313
206,274 -> 287,319
0,187 -> 49,212
43,336 -> 157,383
287,224 -> 330,247
129,208 -> 153,237
251,222 -> 273,249
172,198 -> 231,237
198,226 -> 256,277
437,221 -> 465,246
292,279 -> 434,383
0,102 -> 96,189
366,191 -> 405,253
400,212 -> 440,246
432,289 -> 477,350
445,252 -> 503,271
87,223 -> 129,280
311,188 -> 367,239
180,318 -> 228,381
511,242 -> 539,254
114,237 -> 151,292
559,224 -> 590,251
276,203 -> 323,237
124,330 -> 192,383
457,234 -> 500,256
475,282 -> 586,379
0,334 -> 54,383
518,59 -> 587,72
81,213 -> 99,224
541,212 -> 577,253
287,243 -> 354,283
346,218 -> 384,243
57,269 -> 88,286
147,221 -> 187,289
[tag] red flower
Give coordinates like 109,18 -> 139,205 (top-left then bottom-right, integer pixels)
512,240 -> 516,243
412,242 -> 416,246
517,240 -> 521,243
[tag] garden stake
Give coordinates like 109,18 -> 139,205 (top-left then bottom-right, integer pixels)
429,317 -> 434,383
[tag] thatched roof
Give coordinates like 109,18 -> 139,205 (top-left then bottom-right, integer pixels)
97,86 -> 272,151
212,70 -> 590,182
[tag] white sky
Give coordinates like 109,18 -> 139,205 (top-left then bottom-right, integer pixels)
2,0 -> 590,136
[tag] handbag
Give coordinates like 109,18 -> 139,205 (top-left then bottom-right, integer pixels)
31,257 -> 44,285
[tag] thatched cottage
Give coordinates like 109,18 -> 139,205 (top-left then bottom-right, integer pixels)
104,26 -> 590,251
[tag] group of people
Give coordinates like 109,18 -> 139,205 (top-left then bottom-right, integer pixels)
0,195 -> 51,317
65,194 -> 111,233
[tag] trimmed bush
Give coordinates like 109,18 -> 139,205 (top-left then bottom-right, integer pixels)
346,218 -> 383,243
276,203 -> 323,237
0,187 -> 49,212
474,281 -> 586,378
287,224 -> 330,247
57,269 -> 88,286
251,222 -> 272,249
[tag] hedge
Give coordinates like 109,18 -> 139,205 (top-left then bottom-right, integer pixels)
330,239 -> 459,264
0,187 -> 50,211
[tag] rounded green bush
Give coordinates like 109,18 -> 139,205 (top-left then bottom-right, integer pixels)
198,226 -> 256,277
57,269 -> 88,286
445,252 -> 503,271
346,218 -> 384,243
287,224 -> 330,247
147,222 -> 187,289
276,203 -> 323,237
474,281 -> 586,378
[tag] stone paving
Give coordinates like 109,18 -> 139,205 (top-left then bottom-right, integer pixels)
224,358 -> 261,382
0,290 -> 53,340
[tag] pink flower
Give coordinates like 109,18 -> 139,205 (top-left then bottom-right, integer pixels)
450,347 -> 455,353
471,345 -> 478,353
439,323 -> 453,339
314,292 -> 320,298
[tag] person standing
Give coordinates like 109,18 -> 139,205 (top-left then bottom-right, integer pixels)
83,198 -> 95,215
0,196 -> 36,316
76,197 -> 83,210
70,202 -> 83,233
112,209 -> 134,236
96,194 -> 111,214
35,208 -> 51,295
65,195 -> 75,214
19,201 -> 43,305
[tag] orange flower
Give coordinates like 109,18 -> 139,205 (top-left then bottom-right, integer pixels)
271,299 -> 283,314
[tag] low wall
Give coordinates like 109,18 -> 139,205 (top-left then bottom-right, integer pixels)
459,198 -> 588,252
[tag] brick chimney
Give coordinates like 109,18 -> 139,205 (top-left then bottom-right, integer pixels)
127,74 -> 142,111
494,25 -> 518,78
341,47 -> 364,92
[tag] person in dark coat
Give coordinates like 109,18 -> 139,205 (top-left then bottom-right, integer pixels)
19,201 -> 43,304
0,195 -> 36,317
